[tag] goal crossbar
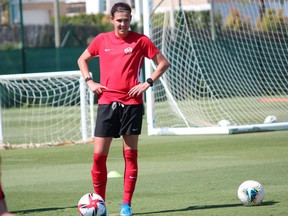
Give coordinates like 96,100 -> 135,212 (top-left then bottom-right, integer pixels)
0,71 -> 82,80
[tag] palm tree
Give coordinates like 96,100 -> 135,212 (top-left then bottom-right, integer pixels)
258,0 -> 265,21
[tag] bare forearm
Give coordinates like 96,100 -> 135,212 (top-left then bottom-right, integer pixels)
77,49 -> 93,79
150,53 -> 170,82
78,59 -> 91,79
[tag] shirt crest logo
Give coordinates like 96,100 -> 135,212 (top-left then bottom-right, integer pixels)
124,47 -> 133,54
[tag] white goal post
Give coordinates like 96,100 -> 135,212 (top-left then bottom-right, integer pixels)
143,0 -> 288,135
0,71 -> 94,147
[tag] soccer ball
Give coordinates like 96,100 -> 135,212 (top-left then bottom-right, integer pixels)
264,115 -> 277,124
217,119 -> 231,127
237,180 -> 265,206
78,193 -> 106,216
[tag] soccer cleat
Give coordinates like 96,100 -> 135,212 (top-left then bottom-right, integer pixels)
120,203 -> 132,216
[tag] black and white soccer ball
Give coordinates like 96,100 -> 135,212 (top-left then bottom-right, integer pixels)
237,180 -> 265,206
78,193 -> 106,216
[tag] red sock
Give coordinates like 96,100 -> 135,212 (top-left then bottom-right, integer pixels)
0,184 -> 5,199
91,153 -> 107,201
122,150 -> 138,205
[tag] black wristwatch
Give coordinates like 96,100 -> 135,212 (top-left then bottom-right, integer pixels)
146,78 -> 153,87
85,77 -> 93,83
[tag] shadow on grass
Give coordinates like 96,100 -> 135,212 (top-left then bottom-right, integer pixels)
134,201 -> 278,215
10,201 -> 278,215
11,205 -> 77,214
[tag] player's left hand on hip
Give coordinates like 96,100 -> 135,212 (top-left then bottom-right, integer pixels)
128,83 -> 148,97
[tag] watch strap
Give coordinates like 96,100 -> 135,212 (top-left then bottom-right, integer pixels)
85,77 -> 93,83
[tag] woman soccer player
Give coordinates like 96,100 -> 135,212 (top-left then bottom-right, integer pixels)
78,2 -> 169,216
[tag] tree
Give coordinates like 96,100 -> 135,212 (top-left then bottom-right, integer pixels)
0,0 -> 9,25
239,0 -> 265,21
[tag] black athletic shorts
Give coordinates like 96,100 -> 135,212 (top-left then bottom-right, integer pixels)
94,102 -> 144,138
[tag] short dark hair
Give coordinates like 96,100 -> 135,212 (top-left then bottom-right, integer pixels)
110,2 -> 132,17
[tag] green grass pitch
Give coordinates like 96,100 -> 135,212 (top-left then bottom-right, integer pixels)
1,130 -> 288,215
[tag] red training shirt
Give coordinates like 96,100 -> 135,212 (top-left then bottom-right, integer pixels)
87,31 -> 159,105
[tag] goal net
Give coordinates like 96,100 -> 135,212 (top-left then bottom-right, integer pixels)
143,0 -> 288,135
0,71 -> 94,147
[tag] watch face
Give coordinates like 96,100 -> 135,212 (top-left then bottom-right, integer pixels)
147,78 -> 153,86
